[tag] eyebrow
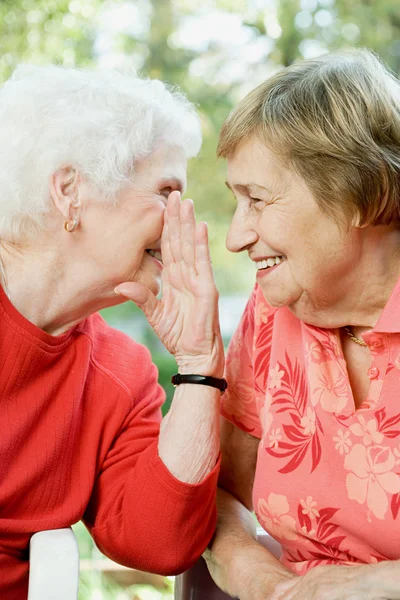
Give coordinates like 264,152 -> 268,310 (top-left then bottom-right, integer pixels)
225,181 -> 275,196
158,177 -> 185,193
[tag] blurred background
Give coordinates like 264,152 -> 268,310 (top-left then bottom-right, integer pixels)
1,0 -> 398,597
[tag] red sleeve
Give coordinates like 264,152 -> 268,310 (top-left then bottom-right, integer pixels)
83,351 -> 220,575
221,285 -> 274,439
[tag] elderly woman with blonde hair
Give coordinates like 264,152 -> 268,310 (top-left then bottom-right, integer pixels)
205,49 -> 400,599
0,65 -> 225,599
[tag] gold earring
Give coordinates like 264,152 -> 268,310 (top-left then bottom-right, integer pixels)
64,217 -> 79,233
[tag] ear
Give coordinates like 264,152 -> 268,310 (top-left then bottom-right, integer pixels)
49,166 -> 81,219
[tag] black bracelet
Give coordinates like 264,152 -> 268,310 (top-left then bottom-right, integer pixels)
171,373 -> 228,394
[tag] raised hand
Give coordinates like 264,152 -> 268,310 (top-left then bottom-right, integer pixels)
115,191 -> 224,377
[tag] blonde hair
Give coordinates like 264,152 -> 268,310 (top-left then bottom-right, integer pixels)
218,49 -> 400,226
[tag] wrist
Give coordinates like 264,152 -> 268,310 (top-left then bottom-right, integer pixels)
229,557 -> 293,599
175,336 -> 225,378
226,543 -> 292,597
176,357 -> 224,379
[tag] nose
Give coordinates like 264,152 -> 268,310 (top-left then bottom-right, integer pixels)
226,207 -> 258,253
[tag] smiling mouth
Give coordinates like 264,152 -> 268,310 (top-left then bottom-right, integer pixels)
255,255 -> 285,271
146,249 -> 163,263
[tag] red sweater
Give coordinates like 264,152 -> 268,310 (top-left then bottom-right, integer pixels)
0,286 -> 220,599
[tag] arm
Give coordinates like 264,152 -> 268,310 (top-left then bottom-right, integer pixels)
116,192 -> 224,486
83,352 -> 220,575
87,192 -> 222,572
158,382 -> 220,484
204,418 -> 294,600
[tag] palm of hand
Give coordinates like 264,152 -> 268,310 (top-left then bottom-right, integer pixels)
152,271 -> 218,357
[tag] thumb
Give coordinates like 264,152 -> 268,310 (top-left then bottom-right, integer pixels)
114,282 -> 158,320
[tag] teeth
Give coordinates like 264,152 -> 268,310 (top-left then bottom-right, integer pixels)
256,256 -> 284,270
147,250 -> 162,262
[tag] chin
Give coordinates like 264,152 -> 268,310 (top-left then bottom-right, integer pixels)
259,284 -> 300,310
259,286 -> 287,308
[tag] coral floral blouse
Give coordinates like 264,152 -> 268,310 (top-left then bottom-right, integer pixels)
222,281 -> 400,575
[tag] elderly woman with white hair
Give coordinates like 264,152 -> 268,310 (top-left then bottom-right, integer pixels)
0,65 -> 225,599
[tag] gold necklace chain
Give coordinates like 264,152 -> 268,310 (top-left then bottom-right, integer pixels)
343,326 -> 368,347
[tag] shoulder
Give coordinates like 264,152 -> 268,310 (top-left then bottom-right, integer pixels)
222,285 -> 275,437
78,312 -> 160,403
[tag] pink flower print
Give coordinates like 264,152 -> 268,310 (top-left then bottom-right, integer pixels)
300,407 -> 316,435
257,494 -> 298,540
222,376 -> 254,420
269,364 -> 285,390
393,445 -> 400,465
363,378 -> 383,410
269,428 -> 282,449
311,360 -> 349,413
255,301 -> 270,326
223,337 -> 255,419
350,415 -> 383,446
260,392 -> 274,445
344,444 -> 400,519
333,429 -> 352,455
299,525 -> 317,538
299,496 -> 320,519
305,341 -> 322,364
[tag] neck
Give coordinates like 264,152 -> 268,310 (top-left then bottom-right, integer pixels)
0,238 -> 125,336
291,224 -> 400,330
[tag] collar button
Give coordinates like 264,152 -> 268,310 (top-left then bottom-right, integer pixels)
368,366 -> 379,379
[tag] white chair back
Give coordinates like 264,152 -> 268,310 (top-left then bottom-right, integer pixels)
28,528 -> 79,600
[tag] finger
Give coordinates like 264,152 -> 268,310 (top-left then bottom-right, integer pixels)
180,198 -> 196,269
114,282 -> 158,321
167,190 -> 182,264
195,221 -> 214,280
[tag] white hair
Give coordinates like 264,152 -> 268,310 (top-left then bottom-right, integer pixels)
0,64 -> 202,240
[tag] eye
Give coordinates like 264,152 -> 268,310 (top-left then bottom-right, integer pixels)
249,196 -> 265,206
160,187 -> 173,199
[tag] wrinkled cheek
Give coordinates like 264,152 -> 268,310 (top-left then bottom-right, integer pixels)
288,261 -> 334,306
267,264 -> 303,307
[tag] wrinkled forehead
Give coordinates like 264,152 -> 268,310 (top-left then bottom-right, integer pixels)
226,136 -> 289,191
